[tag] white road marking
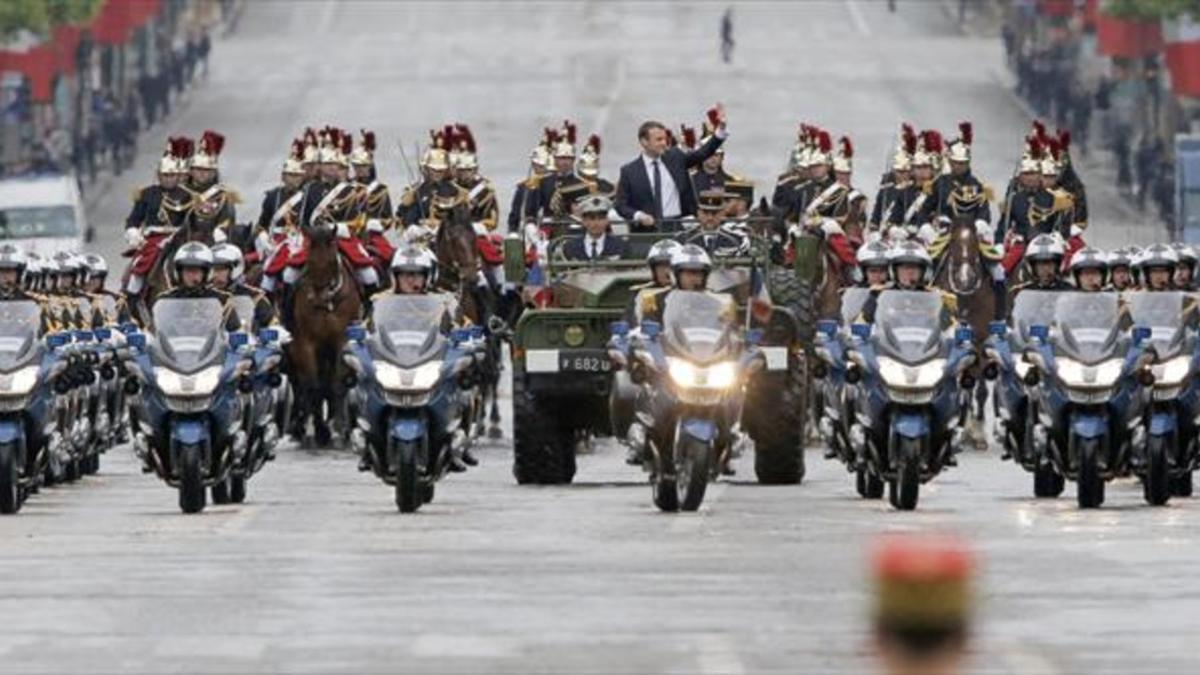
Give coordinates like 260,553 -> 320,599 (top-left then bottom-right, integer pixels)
697,633 -> 747,675
846,0 -> 871,37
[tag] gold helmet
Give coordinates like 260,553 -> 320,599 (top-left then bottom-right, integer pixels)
301,127 -> 319,165
421,127 -> 451,171
349,129 -> 376,166
283,138 -> 305,175
892,123 -> 916,172
578,134 -> 601,178
807,129 -> 833,167
946,121 -> 972,163
552,120 -> 577,159
1018,135 -> 1043,174
449,123 -> 479,171
159,136 -> 191,174
832,136 -> 853,174
190,130 -> 225,170
912,130 -> 942,169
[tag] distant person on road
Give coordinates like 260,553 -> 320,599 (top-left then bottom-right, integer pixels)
720,9 -> 733,64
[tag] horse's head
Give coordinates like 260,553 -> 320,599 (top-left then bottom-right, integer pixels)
946,217 -> 981,294
182,203 -> 218,243
305,217 -> 337,248
435,203 -> 480,284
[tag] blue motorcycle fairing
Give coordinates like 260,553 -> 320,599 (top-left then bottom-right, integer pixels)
170,419 -> 210,445
1070,413 -> 1108,440
891,413 -> 929,440
391,415 -> 427,442
1150,411 -> 1178,436
0,419 -> 23,444
680,418 -> 718,443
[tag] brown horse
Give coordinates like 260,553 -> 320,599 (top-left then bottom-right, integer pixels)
934,217 -> 996,448
287,219 -> 363,447
433,203 -> 503,439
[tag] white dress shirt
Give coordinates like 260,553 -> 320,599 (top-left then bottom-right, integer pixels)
639,154 -> 681,220
584,233 -> 606,259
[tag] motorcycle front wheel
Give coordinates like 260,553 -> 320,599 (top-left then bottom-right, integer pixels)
1074,434 -> 1105,509
178,443 -> 207,514
676,435 -> 711,512
391,435 -> 424,514
0,441 -> 20,515
1144,435 -> 1171,506
888,436 -> 920,511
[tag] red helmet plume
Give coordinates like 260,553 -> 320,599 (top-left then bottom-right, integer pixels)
958,121 -> 973,146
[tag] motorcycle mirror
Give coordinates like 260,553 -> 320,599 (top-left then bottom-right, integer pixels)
642,321 -> 661,339
74,330 -> 94,342
266,372 -> 283,388
1029,324 -> 1049,341
844,364 -> 861,384
988,321 -> 1007,337
610,320 -> 629,337
850,323 -> 870,340
345,325 -> 367,343
982,362 -> 999,380
46,333 -> 69,349
95,328 -> 112,341
746,328 -> 764,346
955,326 -> 974,344
811,361 -> 828,380
127,334 -> 146,350
1132,325 -> 1151,345
123,378 -> 140,396
259,328 -> 279,343
816,320 -> 838,337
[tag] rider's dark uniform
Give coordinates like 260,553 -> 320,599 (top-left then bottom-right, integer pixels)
921,171 -> 992,224
398,179 -> 468,226
126,184 -> 192,230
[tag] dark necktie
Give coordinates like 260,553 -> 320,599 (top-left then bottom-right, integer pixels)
705,235 -> 714,251
590,240 -> 598,259
652,160 -> 663,222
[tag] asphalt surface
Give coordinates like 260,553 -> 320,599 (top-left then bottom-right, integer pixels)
3,2 -> 1188,674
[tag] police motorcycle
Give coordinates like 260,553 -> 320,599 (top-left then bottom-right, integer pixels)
984,290 -> 1065,497
843,290 -> 977,510
124,298 -> 254,513
343,294 -> 483,513
1022,292 -> 1154,508
812,244 -> 887,498
1126,291 -> 1199,504
609,290 -> 765,513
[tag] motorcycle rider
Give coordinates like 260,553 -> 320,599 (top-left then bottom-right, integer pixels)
1068,247 -> 1108,292
1172,243 -> 1198,291
860,241 -> 955,327
626,239 -> 681,325
0,245 -> 52,333
210,243 -> 276,333
1010,234 -> 1072,302
80,254 -> 129,325
1137,244 -> 1180,293
154,243 -> 242,332
1107,247 -> 1136,292
855,240 -> 891,290
48,252 -> 96,330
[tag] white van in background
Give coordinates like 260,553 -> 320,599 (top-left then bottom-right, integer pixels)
0,174 -> 90,257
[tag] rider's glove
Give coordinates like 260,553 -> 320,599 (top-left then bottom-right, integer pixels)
124,228 -> 144,248
335,222 -> 351,239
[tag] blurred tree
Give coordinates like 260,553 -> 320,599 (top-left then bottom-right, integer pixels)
0,0 -> 101,39
1106,0 -> 1200,20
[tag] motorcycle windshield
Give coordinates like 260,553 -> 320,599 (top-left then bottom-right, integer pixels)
840,288 -> 871,325
1053,292 -> 1120,364
0,301 -> 42,371
1125,291 -> 1188,358
1010,290 -> 1058,348
230,295 -> 256,330
661,291 -> 736,363
871,291 -> 944,362
150,298 -> 226,372
371,295 -> 447,367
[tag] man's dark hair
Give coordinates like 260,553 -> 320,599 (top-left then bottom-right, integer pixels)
638,121 -> 666,141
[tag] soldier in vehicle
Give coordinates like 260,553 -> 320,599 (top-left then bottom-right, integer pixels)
154,243 -> 241,332
1106,247 -> 1136,292
1068,247 -> 1108,292
860,241 -> 955,327
626,239 -> 681,326
210,243 -> 275,333
1172,243 -> 1198,291
1137,244 -> 1179,292
1010,234 -> 1072,300
678,190 -> 748,257
562,195 -> 627,261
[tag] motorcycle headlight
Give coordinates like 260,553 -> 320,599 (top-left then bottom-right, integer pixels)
155,365 -> 222,397
877,357 -> 946,389
0,365 -> 40,396
1153,356 -> 1192,387
376,361 -> 442,392
667,357 -> 736,390
1056,357 -> 1122,388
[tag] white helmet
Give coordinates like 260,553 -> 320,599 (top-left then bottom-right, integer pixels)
210,242 -> 245,282
173,242 -> 215,282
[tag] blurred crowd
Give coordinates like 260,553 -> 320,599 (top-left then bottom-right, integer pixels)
1002,7 -> 1193,231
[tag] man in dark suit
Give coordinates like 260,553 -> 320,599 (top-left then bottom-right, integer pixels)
562,195 -> 627,261
615,105 -> 728,233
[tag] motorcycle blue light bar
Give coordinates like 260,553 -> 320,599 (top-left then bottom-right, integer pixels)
816,320 -> 837,337
850,323 -> 870,340
642,321 -> 661,339
610,321 -> 629,337
1030,325 -> 1049,341
988,321 -> 1007,336
345,325 -> 366,342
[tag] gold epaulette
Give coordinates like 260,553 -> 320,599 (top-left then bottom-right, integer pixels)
225,187 -> 243,205
639,289 -> 660,317
1050,188 -> 1074,213
399,187 -> 417,207
523,174 -> 543,191
941,292 -> 958,314
921,181 -> 934,195
131,187 -> 145,203
982,184 -> 995,202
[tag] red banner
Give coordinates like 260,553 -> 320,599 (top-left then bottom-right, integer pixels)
1096,14 -> 1164,58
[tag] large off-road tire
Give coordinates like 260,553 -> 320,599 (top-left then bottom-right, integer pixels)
511,374 -> 576,485
1144,435 -> 1171,507
1075,435 -> 1105,509
0,442 -> 20,515
178,445 -> 207,514
746,371 -> 806,485
768,266 -> 815,347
